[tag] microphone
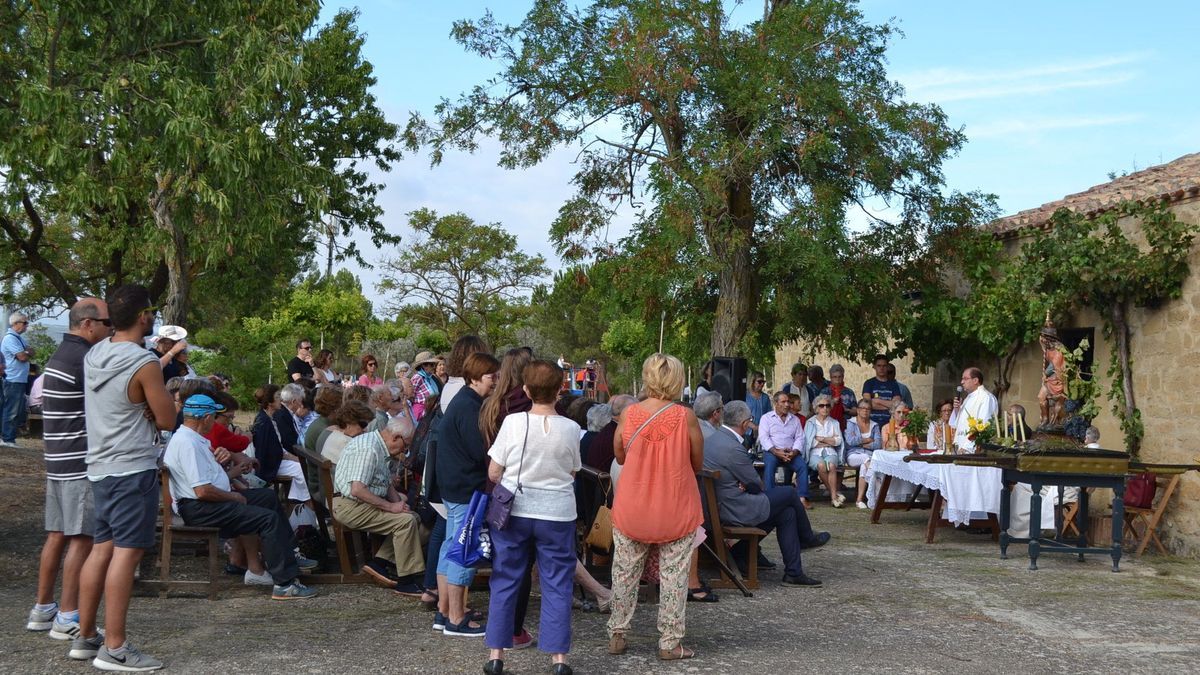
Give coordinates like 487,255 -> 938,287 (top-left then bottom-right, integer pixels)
955,385 -> 964,403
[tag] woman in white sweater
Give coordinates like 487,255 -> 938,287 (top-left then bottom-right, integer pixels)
483,360 -> 580,675
804,394 -> 845,507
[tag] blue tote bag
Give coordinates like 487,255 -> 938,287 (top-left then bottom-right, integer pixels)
446,490 -> 492,567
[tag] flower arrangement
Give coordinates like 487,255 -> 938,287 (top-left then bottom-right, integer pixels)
905,408 -> 930,441
966,416 -> 995,446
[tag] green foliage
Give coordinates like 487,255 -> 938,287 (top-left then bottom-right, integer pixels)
24,324 -> 59,360
377,209 -> 548,349
1023,201 -> 1197,454
408,0 -> 993,358
905,408 -> 930,440
1062,339 -> 1100,421
0,3 -> 399,325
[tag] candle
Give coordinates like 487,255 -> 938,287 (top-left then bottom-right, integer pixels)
1019,414 -> 1026,442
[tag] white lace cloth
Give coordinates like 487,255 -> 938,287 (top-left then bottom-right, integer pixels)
866,450 -> 1014,527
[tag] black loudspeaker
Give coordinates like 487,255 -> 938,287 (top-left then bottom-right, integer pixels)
710,356 -> 747,403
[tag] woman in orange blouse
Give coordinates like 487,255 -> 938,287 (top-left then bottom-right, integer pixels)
607,353 -> 703,662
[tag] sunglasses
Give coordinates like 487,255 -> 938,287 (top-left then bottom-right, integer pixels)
367,362 -> 377,367
816,403 -> 830,408
93,317 -> 113,327
754,379 -> 766,384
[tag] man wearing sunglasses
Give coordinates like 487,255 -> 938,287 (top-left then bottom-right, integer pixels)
1,311 -> 34,447
26,298 -> 112,640
288,339 -> 315,382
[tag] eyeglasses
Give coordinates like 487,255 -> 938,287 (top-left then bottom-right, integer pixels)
754,379 -> 766,384
367,362 -> 377,367
299,345 -> 311,351
14,320 -> 28,325
816,403 -> 830,408
93,317 -> 113,327
141,306 -> 158,315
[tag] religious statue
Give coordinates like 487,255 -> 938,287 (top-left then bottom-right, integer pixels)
1037,314 -> 1067,429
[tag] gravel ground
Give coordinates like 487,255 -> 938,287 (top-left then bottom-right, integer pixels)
2,440 -> 1198,674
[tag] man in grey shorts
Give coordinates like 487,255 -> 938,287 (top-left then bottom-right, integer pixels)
71,285 -> 177,672
26,298 -> 112,639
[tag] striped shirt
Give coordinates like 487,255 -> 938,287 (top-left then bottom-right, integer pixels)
42,334 -> 93,481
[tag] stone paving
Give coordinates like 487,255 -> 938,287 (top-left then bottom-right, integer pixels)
3,442 -> 1198,674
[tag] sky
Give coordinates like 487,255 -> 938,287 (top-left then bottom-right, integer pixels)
326,1 -> 1200,300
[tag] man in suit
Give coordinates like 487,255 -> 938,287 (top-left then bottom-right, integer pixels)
693,391 -> 724,440
703,401 -> 830,587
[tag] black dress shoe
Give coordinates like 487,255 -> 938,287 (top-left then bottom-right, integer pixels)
781,573 -> 822,587
802,532 -> 832,550
552,664 -> 573,675
483,659 -> 504,675
756,552 -> 777,569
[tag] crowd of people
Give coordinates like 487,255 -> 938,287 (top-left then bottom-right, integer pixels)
17,282 -> 1038,673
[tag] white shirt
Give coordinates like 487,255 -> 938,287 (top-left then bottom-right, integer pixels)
954,386 -> 999,452
487,413 -> 581,522
163,425 -> 230,504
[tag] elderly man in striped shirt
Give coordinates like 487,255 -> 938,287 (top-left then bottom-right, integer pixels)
25,298 -> 112,640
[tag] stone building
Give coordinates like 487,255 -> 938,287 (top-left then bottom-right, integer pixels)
775,152 -> 1200,555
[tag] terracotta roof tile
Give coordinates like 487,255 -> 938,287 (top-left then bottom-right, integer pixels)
988,152 -> 1200,236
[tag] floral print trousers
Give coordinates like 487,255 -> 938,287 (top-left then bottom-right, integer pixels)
606,527 -> 693,650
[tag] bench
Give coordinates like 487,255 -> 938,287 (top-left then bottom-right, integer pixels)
149,467 -> 223,599
697,468 -> 764,595
25,410 -> 43,438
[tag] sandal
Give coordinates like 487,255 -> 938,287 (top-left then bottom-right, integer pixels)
657,644 -> 695,661
608,634 -> 627,655
420,591 -> 439,611
687,587 -> 719,603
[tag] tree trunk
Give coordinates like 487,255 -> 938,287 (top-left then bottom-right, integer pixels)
708,178 -> 756,356
149,175 -> 191,326
993,339 -> 1022,406
1111,301 -> 1138,453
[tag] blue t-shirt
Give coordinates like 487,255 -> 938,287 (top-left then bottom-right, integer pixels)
861,378 -> 902,426
2,329 -> 30,383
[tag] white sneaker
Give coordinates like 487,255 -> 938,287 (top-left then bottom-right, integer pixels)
26,603 -> 58,631
856,501 -> 868,509
244,569 -> 274,586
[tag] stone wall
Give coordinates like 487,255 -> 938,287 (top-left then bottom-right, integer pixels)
774,196 -> 1200,556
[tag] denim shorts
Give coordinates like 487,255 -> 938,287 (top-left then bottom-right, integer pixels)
436,500 -> 478,586
91,470 -> 159,548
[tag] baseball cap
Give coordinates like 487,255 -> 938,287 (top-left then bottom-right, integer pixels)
182,394 -> 224,417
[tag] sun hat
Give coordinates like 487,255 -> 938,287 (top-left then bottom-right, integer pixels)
412,351 -> 438,368
182,394 -> 224,417
157,325 -> 188,341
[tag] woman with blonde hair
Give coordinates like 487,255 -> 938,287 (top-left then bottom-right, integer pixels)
607,353 -> 704,661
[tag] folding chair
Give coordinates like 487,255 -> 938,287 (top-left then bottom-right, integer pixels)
1123,473 -> 1181,557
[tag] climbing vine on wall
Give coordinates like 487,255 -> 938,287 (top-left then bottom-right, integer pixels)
1023,201 -> 1197,455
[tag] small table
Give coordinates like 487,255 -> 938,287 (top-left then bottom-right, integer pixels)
998,468 -> 1125,572
867,450 -> 1002,543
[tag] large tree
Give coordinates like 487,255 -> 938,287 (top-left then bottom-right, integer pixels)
377,209 -> 549,347
407,0 -> 989,357
0,2 -> 398,323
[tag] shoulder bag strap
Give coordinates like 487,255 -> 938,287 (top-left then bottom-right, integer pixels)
627,402 -> 675,448
514,413 -> 530,493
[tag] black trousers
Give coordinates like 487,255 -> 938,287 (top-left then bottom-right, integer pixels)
177,488 -> 299,584
732,487 -> 818,578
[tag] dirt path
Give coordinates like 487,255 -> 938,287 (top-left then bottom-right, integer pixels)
3,441 -> 1198,673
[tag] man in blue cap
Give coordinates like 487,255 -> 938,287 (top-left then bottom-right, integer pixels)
163,394 -> 317,602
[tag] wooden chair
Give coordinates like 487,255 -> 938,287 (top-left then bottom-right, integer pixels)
292,445 -> 371,583
697,469 -> 764,594
1123,473 -> 1181,557
576,465 -> 613,567
1060,487 -> 1092,539
153,467 -> 222,599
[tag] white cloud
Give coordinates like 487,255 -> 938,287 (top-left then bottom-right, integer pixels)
900,52 -> 1147,103
968,113 -> 1142,139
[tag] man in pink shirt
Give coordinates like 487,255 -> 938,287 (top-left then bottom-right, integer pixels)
757,391 -> 811,508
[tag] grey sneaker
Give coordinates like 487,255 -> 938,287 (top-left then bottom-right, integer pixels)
295,555 -> 319,572
67,631 -> 106,660
93,642 -> 163,672
49,616 -> 80,640
271,581 -> 317,600
26,603 -> 58,630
